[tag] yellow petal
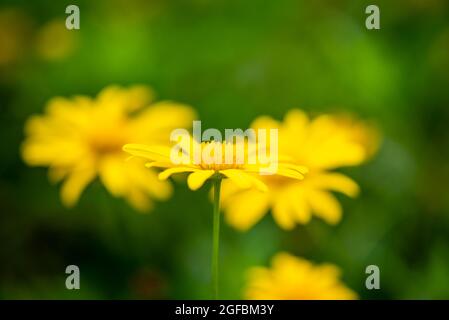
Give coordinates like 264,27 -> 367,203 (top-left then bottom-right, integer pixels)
96,85 -> 153,114
123,85 -> 154,111
275,164 -> 307,180
279,163 -> 308,175
284,109 -> 309,129
302,115 -> 368,169
127,160 -> 173,200
272,197 -> 296,230
250,115 -> 280,130
223,189 -> 270,231
123,144 -> 173,163
98,156 -> 128,196
307,190 -> 342,224
220,169 -> 252,188
187,170 -> 215,190
218,179 -> 243,205
246,175 -> 269,192
21,138 -> 87,167
125,188 -> 153,212
130,101 -> 197,142
309,172 -> 359,197
221,169 -> 267,192
60,164 -> 96,207
48,166 -> 70,183
287,188 -> 311,224
134,101 -> 196,128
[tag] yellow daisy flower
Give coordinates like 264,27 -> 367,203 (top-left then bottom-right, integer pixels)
123,138 -> 308,192
21,85 -> 196,211
245,252 -> 357,300
123,133 -> 308,299
221,109 -> 380,230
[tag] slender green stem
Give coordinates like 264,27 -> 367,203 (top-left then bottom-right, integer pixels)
211,178 -> 222,300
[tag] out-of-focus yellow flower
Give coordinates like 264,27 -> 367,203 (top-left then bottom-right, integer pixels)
21,85 -> 196,211
245,252 -> 357,300
221,109 -> 380,230
0,8 -> 33,66
34,19 -> 77,61
123,138 -> 308,192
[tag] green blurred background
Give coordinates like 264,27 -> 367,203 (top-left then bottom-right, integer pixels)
1,0 -> 449,299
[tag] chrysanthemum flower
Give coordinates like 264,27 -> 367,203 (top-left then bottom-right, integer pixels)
221,109 -> 380,230
123,134 -> 308,299
123,138 -> 308,192
21,85 -> 196,211
245,252 -> 357,300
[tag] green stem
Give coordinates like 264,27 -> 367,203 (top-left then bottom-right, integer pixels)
211,178 -> 222,300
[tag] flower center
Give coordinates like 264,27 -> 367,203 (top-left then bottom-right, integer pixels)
197,141 -> 245,171
88,128 -> 128,156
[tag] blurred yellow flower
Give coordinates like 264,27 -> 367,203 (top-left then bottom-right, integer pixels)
35,19 -> 77,61
0,8 -> 32,66
221,109 -> 380,230
123,139 -> 308,191
21,85 -> 196,211
245,252 -> 357,300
